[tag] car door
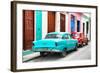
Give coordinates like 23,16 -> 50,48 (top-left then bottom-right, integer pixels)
63,34 -> 73,51
68,34 -> 76,49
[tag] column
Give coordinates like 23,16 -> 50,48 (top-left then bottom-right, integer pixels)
55,12 -> 60,32
35,10 -> 42,40
42,11 -> 48,39
65,13 -> 69,32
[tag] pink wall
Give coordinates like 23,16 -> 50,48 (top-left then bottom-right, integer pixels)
68,12 -> 82,33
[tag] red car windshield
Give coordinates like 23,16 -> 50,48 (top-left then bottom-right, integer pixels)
72,33 -> 79,38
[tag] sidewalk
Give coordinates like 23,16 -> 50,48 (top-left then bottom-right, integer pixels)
23,50 -> 40,62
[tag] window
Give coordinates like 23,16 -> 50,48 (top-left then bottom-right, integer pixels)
63,34 -> 69,39
45,34 -> 62,39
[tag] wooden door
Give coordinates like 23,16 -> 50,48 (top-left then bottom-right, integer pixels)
77,20 -> 80,32
23,10 -> 34,50
48,11 -> 55,33
60,13 -> 65,32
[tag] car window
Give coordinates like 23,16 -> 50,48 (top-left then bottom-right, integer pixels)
68,34 -> 72,39
62,34 -> 69,39
45,34 -> 62,39
71,33 -> 79,38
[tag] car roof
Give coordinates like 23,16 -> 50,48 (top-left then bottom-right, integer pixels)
47,32 -> 70,35
71,32 -> 83,34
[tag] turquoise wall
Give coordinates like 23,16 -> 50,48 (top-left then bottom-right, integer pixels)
35,10 -> 42,40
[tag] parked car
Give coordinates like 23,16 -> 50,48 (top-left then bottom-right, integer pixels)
71,32 -> 88,47
32,32 -> 78,57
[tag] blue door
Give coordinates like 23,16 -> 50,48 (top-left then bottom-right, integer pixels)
35,10 -> 42,40
71,15 -> 75,32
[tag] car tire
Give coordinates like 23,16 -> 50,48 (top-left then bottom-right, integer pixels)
61,49 -> 67,57
86,42 -> 88,45
81,42 -> 84,47
40,52 -> 46,56
86,40 -> 88,45
74,44 -> 78,51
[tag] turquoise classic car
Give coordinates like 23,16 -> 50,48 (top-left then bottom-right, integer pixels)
32,32 -> 78,57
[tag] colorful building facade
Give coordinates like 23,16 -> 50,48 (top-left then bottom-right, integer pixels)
23,10 -> 91,50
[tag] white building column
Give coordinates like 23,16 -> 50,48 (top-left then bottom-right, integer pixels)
87,19 -> 91,41
75,17 -> 77,32
87,22 -> 90,40
65,13 -> 69,32
42,11 -> 48,39
84,22 -> 87,36
80,17 -> 83,33
55,12 -> 60,32
88,19 -> 91,41
81,15 -> 86,35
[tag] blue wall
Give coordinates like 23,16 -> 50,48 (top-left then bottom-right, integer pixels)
35,10 -> 42,40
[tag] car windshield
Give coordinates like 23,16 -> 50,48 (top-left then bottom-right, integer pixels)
72,33 -> 79,38
45,34 -> 62,39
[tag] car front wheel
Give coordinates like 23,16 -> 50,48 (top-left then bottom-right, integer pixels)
61,49 -> 67,57
80,42 -> 84,47
85,41 -> 88,45
86,42 -> 88,45
40,52 -> 47,56
74,44 -> 78,51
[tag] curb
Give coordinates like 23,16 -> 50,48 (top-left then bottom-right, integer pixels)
23,52 -> 40,62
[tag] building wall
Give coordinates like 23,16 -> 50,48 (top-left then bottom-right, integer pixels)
81,14 -> 91,40
23,11 -> 91,50
55,12 -> 69,32
68,12 -> 82,33
34,11 -> 87,36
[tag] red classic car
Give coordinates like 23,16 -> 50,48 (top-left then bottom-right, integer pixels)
71,32 -> 88,46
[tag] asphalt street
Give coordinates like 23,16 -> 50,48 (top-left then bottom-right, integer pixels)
24,42 -> 91,62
